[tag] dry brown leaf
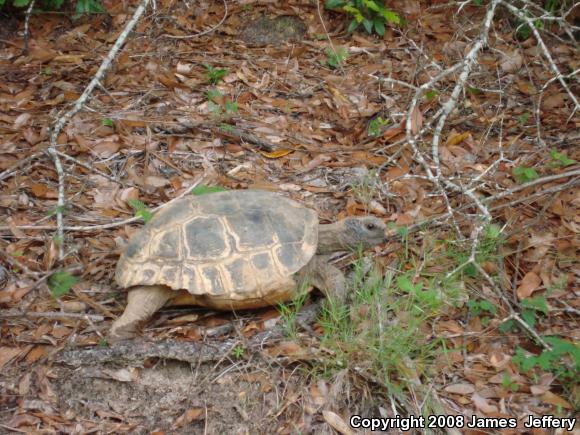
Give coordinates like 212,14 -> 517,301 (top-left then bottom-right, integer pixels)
0,347 -> 25,370
26,345 -> 49,364
260,149 -> 292,159
322,410 -> 355,435
53,54 -> 85,64
543,93 -> 565,109
517,271 -> 542,299
446,132 -> 471,146
445,383 -> 475,395
144,175 -> 170,188
471,392 -> 498,414
13,113 -> 32,129
102,367 -> 139,383
541,391 -> 572,409
267,341 -> 309,359
395,212 -> 415,226
500,50 -> 523,73
530,384 -> 550,395
410,106 -> 423,135
62,301 -> 87,312
90,139 -> 120,158
30,183 -> 58,199
172,407 -> 204,429
94,409 -> 123,421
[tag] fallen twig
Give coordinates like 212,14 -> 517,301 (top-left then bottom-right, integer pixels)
56,302 -> 320,367
45,0 -> 152,261
1,309 -> 105,322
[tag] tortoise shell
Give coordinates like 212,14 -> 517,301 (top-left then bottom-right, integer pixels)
115,190 -> 318,303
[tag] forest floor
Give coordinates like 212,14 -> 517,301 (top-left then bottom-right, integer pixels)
0,0 -> 578,433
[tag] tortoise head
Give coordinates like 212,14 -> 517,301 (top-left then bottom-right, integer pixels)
317,216 -> 387,253
342,216 -> 387,249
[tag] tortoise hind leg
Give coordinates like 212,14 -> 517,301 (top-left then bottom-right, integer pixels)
298,255 -> 347,303
110,285 -> 174,340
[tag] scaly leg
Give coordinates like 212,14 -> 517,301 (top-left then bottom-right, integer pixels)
110,285 -> 174,340
298,255 -> 347,303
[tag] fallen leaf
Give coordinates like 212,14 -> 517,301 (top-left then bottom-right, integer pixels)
543,93 -> 565,110
102,367 -> 139,383
517,271 -> 542,299
0,347 -> 25,370
446,132 -> 471,146
259,149 -> 292,159
541,391 -> 572,409
172,407 -> 204,429
30,183 -> 58,199
267,341 -> 310,359
445,383 -> 475,395
26,345 -> 49,364
500,50 -> 523,73
472,392 -> 498,414
323,410 -> 355,435
410,106 -> 423,135
143,175 -> 170,188
90,139 -> 120,158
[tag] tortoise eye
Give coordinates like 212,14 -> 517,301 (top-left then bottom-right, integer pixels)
366,223 -> 376,230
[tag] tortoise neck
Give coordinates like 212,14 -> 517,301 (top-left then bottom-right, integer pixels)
317,222 -> 349,254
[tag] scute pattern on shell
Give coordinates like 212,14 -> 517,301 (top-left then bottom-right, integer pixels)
115,190 -> 318,300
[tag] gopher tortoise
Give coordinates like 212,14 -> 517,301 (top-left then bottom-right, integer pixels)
111,190 -> 386,339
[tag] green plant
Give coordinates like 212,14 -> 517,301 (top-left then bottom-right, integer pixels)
513,0 -> 559,41
444,223 -> 504,279
467,87 -> 482,95
512,337 -> 579,385
549,150 -> 576,167
190,185 -> 228,196
467,298 -> 497,317
351,170 -> 378,210
424,90 -> 439,102
468,298 -> 497,327
367,116 -> 388,137
232,345 -> 245,359
501,373 -> 520,392
325,47 -> 348,69
206,89 -> 238,120
1,0 -> 105,16
315,258 -> 461,395
204,64 -> 228,85
520,295 -> 549,328
513,166 -> 539,183
102,118 -> 114,127
517,112 -> 531,124
278,287 -> 309,339
325,0 -> 401,36
127,199 -> 152,223
48,270 -> 79,298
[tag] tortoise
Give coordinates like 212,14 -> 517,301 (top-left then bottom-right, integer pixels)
110,190 -> 386,339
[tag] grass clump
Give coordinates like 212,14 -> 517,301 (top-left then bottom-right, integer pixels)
314,258 -> 464,407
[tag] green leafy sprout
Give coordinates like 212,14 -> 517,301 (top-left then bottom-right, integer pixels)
127,199 -> 152,223
190,185 -> 228,196
204,64 -> 228,85
48,270 -> 79,299
2,0 -> 105,16
325,0 -> 401,36
325,47 -> 348,69
513,166 -> 539,184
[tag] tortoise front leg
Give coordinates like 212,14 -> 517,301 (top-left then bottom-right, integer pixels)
298,255 -> 347,303
110,285 -> 174,340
